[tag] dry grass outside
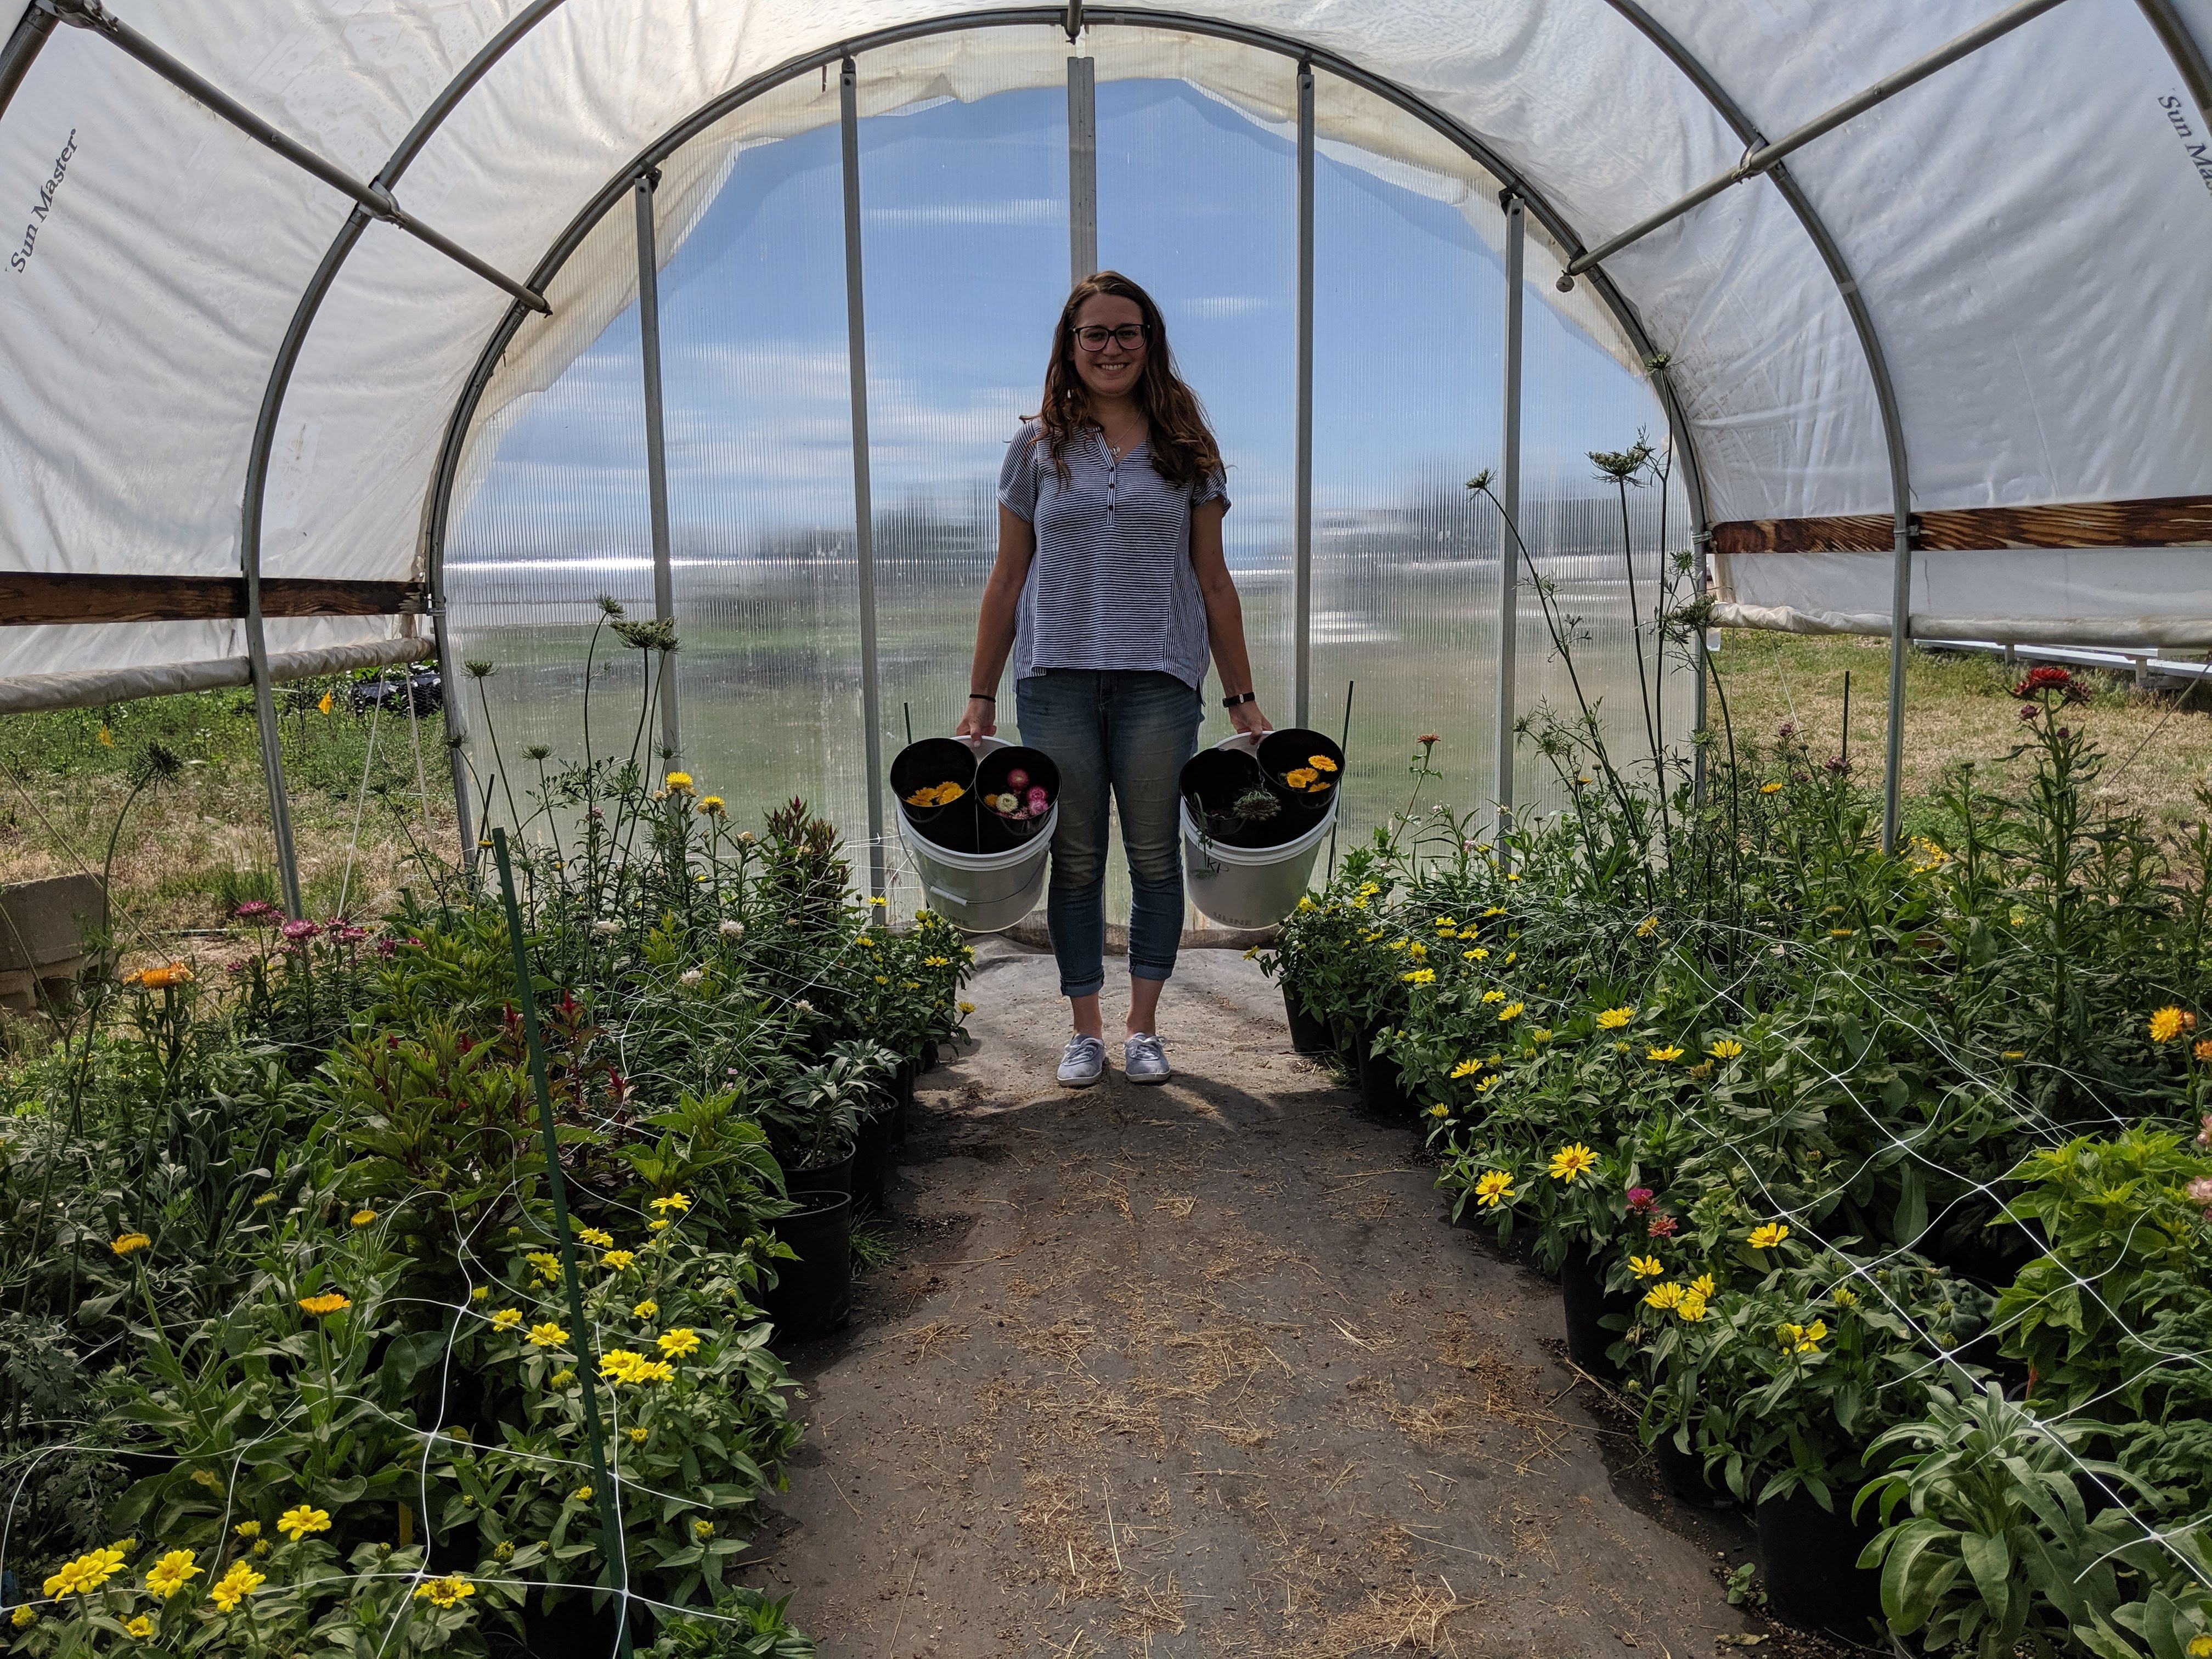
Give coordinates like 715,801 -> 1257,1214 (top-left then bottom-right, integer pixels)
0,687 -> 459,958
1709,629 -> 2212,833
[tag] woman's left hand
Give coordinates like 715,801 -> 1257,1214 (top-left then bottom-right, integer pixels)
1228,700 -> 1273,738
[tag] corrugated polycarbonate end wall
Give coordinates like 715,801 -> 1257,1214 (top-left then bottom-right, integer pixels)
440,24 -> 1699,918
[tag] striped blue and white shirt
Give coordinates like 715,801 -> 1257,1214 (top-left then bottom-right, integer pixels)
997,419 -> 1229,691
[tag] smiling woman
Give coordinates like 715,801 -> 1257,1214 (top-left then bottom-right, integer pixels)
958,270 -> 1265,1085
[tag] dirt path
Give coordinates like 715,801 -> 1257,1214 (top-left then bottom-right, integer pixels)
752,940 -> 1768,1658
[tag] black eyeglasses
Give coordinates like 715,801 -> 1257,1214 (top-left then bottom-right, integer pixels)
1073,323 -> 1150,352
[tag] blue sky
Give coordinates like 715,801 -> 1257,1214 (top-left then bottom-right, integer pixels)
450,72 -> 1664,576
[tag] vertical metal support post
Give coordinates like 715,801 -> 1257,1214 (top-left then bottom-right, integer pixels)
1881,521 -> 1913,851
1066,53 -> 1097,285
633,172 -> 681,763
1492,195 -> 1525,847
840,59 -> 887,900
1291,61 -> 1315,729
432,600 -> 477,873
243,604 -> 304,919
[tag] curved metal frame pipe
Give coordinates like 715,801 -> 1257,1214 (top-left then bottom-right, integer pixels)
235,0 -> 570,906
1595,0 -> 1917,849
414,8 -> 1713,825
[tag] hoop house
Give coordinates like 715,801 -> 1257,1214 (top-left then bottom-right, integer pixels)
1,0 -> 2208,912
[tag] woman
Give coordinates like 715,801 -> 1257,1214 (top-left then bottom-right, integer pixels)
957,270 -> 1270,1088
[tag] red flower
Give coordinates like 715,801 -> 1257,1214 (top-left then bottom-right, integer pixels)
1646,1214 -> 1680,1238
2011,665 -> 2072,698
1626,1186 -> 1656,1212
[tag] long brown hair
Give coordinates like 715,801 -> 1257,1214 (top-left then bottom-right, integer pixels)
1030,270 -> 1223,490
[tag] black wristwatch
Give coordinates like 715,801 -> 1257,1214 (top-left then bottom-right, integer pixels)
1221,690 -> 1256,708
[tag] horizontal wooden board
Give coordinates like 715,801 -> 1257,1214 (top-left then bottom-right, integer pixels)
0,574 -> 426,625
1712,495 -> 2212,555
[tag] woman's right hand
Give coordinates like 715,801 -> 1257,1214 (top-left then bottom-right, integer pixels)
955,694 -> 997,739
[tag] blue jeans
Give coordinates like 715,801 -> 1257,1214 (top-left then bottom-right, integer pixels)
1014,669 -> 1203,998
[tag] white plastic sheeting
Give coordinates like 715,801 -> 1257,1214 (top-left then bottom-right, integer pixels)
0,0 -> 2208,693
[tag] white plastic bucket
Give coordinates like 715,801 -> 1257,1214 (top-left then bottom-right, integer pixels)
896,737 -> 1058,933
1180,735 -> 1340,928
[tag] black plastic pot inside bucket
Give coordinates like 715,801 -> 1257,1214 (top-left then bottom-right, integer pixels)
891,738 -> 980,850
1180,745 -> 1287,848
1257,727 -> 1345,826
1560,1243 -> 1632,1378
974,745 -> 1059,853
761,1189 -> 853,1341
790,1149 -> 854,1195
1756,1486 -> 1885,1644
851,1104 -> 895,1212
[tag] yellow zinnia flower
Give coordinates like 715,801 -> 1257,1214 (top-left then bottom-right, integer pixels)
1646,1045 -> 1684,1062
1309,755 -> 1338,772
599,1350 -> 648,1383
576,1226 -> 614,1248
1498,1001 -> 1523,1022
1635,915 -> 1658,938
277,1505 -> 331,1541
651,1192 -> 692,1214
1748,1223 -> 1791,1250
1402,968 -> 1435,984
602,1250 -> 636,1271
1595,1006 -> 1635,1029
297,1292 -> 351,1316
145,1549 -> 200,1599
111,1232 -> 152,1256
209,1562 -> 265,1612
1675,1292 -> 1708,1322
489,1308 -> 523,1331
633,1299 -> 659,1318
1629,1255 -> 1663,1278
44,1544 -> 128,1598
656,1327 -> 702,1357
349,1209 -> 377,1227
1548,1143 -> 1598,1182
1428,1103 -> 1449,1118
1450,1058 -> 1482,1079
526,1322 -> 569,1348
1708,1039 -> 1743,1059
1643,1282 -> 1684,1310
1474,1170 -> 1515,1207
414,1575 -> 475,1609
1759,781 -> 1784,794
1481,989 -> 1505,1004
125,1615 -> 154,1639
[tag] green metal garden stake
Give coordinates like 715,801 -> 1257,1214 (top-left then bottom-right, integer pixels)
1326,679 -> 1354,883
492,828 -> 636,1659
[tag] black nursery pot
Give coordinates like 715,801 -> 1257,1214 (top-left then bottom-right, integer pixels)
1256,727 -> 1346,825
761,1188 -> 853,1341
851,1103 -> 896,1212
520,1589 -> 652,1659
1354,1020 -> 1414,1120
791,1149 -> 854,1195
1178,745 -> 1282,847
974,745 -> 1059,853
1652,1434 -> 1735,1510
1282,983 -> 1334,1056
891,737 -> 981,851
1756,1486 -> 1885,1644
1559,1243 -> 1632,1378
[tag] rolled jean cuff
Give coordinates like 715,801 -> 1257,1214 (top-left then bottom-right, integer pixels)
1128,962 -> 1175,984
1060,972 -> 1107,998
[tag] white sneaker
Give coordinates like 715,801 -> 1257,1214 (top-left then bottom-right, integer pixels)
1124,1032 -> 1170,1085
1057,1034 -> 1107,1087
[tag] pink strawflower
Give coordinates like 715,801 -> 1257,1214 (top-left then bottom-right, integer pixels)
234,900 -> 276,921
2199,1114 -> 2211,1150
280,919 -> 320,942
374,938 -> 397,958
2187,1177 -> 2212,1207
